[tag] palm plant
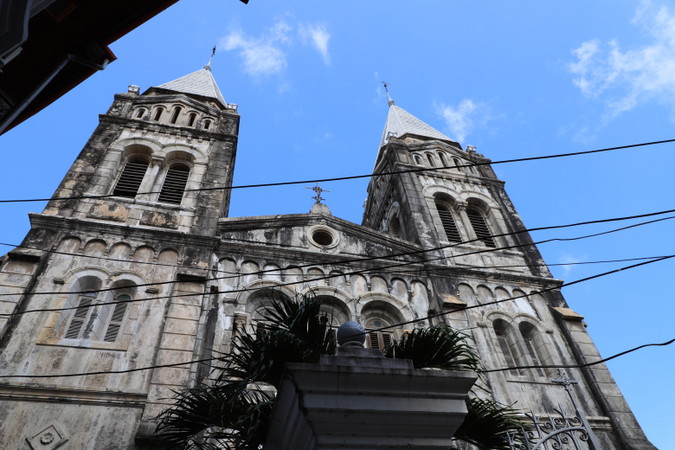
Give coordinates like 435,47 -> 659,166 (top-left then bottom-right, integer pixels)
155,295 -> 524,449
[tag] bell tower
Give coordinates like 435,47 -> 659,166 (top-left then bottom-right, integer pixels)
0,66 -> 241,449
362,101 -> 654,449
42,65 -> 239,236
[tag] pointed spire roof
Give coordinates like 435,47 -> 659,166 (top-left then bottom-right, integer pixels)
156,66 -> 227,107
380,104 -> 457,148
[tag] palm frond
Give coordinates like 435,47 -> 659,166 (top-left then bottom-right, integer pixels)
156,386 -> 273,450
385,325 -> 481,371
453,397 -> 529,450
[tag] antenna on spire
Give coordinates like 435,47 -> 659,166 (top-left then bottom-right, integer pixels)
205,45 -> 216,71
380,81 -> 395,106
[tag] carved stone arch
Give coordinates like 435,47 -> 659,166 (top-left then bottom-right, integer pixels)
56,236 -> 82,253
302,285 -> 353,306
306,267 -> 326,286
62,267 -> 110,285
494,286 -> 516,313
109,242 -> 132,260
327,270 -> 348,289
284,266 -> 304,285
369,275 -> 388,293
457,283 -> 477,305
477,285 -> 495,311
163,145 -> 206,165
218,257 -> 237,275
238,280 -> 297,307
262,263 -> 282,281
390,278 -> 408,299
83,239 -> 107,257
421,184 -> 462,203
112,137 -> 163,155
240,260 -> 261,286
158,248 -> 180,265
108,271 -> 148,288
351,274 -> 368,296
410,280 -> 429,318
356,292 -> 414,323
359,296 -> 412,349
132,245 -> 155,263
510,288 -> 538,317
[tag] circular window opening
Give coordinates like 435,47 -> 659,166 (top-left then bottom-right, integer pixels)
312,230 -> 334,246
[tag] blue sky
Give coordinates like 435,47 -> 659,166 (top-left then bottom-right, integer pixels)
1,1 -> 674,447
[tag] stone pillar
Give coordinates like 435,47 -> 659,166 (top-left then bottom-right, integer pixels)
265,344 -> 477,450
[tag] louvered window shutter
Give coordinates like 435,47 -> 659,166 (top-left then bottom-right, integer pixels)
103,294 -> 129,342
65,295 -> 95,339
435,202 -> 462,243
467,208 -> 496,247
158,163 -> 190,204
113,159 -> 148,198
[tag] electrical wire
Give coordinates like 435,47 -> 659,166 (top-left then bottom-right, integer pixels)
1,210 -> 672,301
1,255 -> 673,379
1,214 -> 668,318
1,138 -> 674,204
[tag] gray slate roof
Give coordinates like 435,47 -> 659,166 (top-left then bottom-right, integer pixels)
380,104 -> 456,148
157,66 -> 227,107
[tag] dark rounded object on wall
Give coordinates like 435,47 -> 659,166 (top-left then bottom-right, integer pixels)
337,321 -> 366,346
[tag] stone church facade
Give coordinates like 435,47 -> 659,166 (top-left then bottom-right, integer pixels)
0,67 -> 654,449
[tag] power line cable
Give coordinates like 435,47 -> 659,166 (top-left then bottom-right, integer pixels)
1,255 -> 673,379
479,337 -> 675,373
1,209 -> 672,301
1,138 -> 675,204
1,213 -> 667,313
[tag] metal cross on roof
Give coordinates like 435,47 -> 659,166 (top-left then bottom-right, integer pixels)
306,183 -> 330,204
380,81 -> 395,106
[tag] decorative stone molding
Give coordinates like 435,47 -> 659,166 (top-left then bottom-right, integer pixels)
26,424 -> 68,450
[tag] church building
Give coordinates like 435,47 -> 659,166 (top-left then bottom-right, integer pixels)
0,67 -> 655,449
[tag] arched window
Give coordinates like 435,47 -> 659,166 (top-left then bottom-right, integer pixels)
64,290 -> 98,339
453,158 -> 463,173
365,317 -> 393,350
414,154 -> 423,166
113,157 -> 149,198
170,106 -> 182,124
187,112 -> 197,127
135,108 -> 146,119
434,196 -> 462,243
519,322 -> 547,377
158,163 -> 190,204
438,152 -> 448,167
493,319 -> 521,375
153,107 -> 164,121
426,153 -> 435,167
103,294 -> 130,342
362,301 -> 403,352
62,278 -> 134,343
466,204 -> 496,247
389,214 -> 402,239
203,119 -> 212,130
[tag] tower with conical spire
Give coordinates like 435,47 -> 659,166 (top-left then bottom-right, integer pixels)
0,66 -> 241,449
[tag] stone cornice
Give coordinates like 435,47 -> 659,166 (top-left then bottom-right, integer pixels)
29,214 -> 219,249
0,384 -> 147,407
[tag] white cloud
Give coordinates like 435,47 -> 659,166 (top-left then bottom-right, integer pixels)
220,21 -> 292,77
300,23 -> 331,65
220,20 -> 330,77
569,0 -> 675,119
435,99 -> 481,142
557,252 -> 588,275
